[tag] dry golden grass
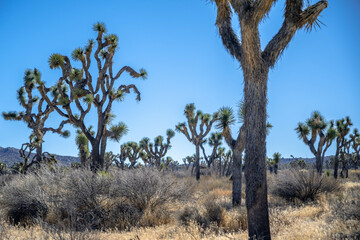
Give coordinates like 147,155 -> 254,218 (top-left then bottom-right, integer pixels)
1,170 -> 359,240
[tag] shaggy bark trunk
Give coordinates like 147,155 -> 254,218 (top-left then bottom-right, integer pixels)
244,69 -> 271,240
232,149 -> 242,206
334,148 -> 340,179
79,147 -> 88,167
274,164 -> 278,175
36,142 -> 43,163
315,153 -> 323,174
195,144 -> 200,181
91,141 -> 103,171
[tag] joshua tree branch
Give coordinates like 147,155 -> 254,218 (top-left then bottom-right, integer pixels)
214,0 -> 242,62
262,0 -> 328,68
118,84 -> 141,101
253,0 -> 277,23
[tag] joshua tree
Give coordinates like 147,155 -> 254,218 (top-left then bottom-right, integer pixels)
176,103 -> 218,180
216,106 -> 244,206
210,0 -> 328,238
339,128 -> 360,177
296,111 -> 336,173
182,155 -> 194,170
124,142 -> 144,168
140,129 -> 175,169
113,143 -> 129,170
220,149 -> 233,177
351,129 -> 360,169
272,152 -> 281,174
37,22 -> 146,171
3,69 -> 70,164
104,151 -> 119,170
333,117 -> 353,178
200,132 -> 223,167
217,105 -> 272,206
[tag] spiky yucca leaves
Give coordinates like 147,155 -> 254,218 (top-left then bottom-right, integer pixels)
176,103 -> 218,180
75,129 -> 90,167
272,152 -> 281,174
333,117 -> 353,178
37,23 -> 147,172
140,129 -> 175,170
3,69 -> 70,167
295,111 -> 336,174
107,122 -> 128,142
211,0 -> 328,238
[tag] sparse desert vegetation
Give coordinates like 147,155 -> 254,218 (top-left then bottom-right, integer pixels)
0,168 -> 359,239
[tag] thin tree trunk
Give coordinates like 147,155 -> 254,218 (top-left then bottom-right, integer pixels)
334,148 -> 340,179
91,141 -> 103,171
232,149 -> 242,206
315,154 -> 323,174
195,144 -> 200,180
244,71 -> 271,240
274,165 -> 278,175
36,142 -> 43,163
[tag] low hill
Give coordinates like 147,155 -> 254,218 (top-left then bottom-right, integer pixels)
0,146 -> 79,167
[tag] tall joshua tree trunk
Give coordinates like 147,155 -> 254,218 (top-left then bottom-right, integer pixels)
211,0 -> 328,238
243,67 -> 270,238
195,143 -> 200,180
232,148 -> 243,206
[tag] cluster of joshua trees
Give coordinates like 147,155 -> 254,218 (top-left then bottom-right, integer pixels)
4,1 -> 356,238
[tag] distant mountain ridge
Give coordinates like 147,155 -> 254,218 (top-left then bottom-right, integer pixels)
0,146 -> 79,167
0,146 -> 331,168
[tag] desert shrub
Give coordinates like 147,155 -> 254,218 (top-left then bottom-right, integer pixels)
271,170 -> 340,202
113,168 -> 190,212
0,174 -> 48,225
179,201 -> 226,229
179,206 -> 205,226
328,184 -> 360,221
106,202 -> 141,230
57,169 -> 114,230
203,201 -> 225,226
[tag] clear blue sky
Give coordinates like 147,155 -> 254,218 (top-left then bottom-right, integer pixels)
0,0 -> 359,162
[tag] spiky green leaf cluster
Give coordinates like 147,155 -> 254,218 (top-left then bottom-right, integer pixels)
48,54 -> 64,69
166,129 -> 175,138
2,111 -> 23,121
17,87 -> 27,106
109,122 -> 128,142
61,130 -> 70,138
306,111 -> 327,130
24,69 -> 42,88
58,96 -> 70,106
93,22 -> 106,32
216,107 -> 235,130
295,122 -> 310,139
139,137 -> 150,148
155,136 -> 164,146
140,68 -> 148,80
82,94 -> 94,104
70,68 -> 83,81
71,48 -> 84,61
208,132 -> 223,146
51,83 -> 68,98
272,152 -> 281,164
